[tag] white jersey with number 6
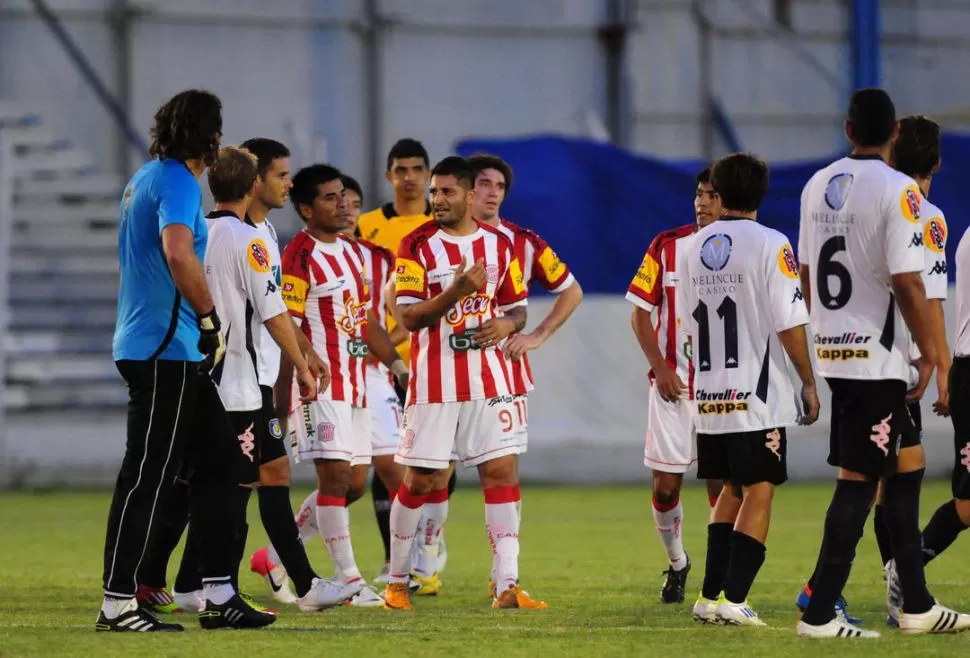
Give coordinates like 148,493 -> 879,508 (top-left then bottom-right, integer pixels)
679,218 -> 809,434
798,156 -> 925,382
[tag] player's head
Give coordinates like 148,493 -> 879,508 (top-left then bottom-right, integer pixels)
711,153 -> 769,214
207,147 -> 258,205
240,138 -> 292,210
845,88 -> 898,148
386,138 -> 430,202
290,164 -> 348,233
891,115 -> 941,180
149,89 -> 223,166
694,165 -> 720,227
429,156 -> 475,228
467,153 -> 513,222
340,174 -> 364,238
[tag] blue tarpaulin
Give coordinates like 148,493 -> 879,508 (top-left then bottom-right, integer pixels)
456,134 -> 970,295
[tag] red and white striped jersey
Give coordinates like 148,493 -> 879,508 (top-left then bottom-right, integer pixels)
495,218 -> 575,394
281,231 -> 369,407
395,221 -> 528,404
626,223 -> 697,387
357,238 -> 394,330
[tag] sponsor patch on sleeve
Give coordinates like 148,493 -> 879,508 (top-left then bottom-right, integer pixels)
923,217 -> 947,253
777,244 -> 799,279
395,257 -> 425,295
508,257 -> 526,296
247,239 -> 271,273
281,274 -> 309,314
631,252 -> 660,294
537,246 -> 566,282
900,184 -> 922,224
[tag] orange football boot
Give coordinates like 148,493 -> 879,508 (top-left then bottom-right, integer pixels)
492,586 -> 548,609
383,583 -> 412,611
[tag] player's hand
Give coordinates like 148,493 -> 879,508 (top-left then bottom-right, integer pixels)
933,362 -> 950,417
474,318 -> 517,348
798,382 -> 820,425
307,349 -> 330,393
297,367 -> 317,403
197,308 -> 226,373
906,356 -> 934,404
390,359 -> 409,394
503,331 -> 545,361
654,362 -> 687,403
451,256 -> 487,296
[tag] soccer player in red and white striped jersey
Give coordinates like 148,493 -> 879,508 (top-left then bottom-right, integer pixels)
383,156 -> 546,611
276,164 -> 407,609
467,154 -> 583,596
626,167 -> 724,604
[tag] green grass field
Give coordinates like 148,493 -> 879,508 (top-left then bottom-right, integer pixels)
1,481 -> 968,657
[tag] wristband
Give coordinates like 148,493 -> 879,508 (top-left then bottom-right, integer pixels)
198,308 -> 220,332
390,359 -> 408,377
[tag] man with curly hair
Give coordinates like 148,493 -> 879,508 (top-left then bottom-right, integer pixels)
100,89 -> 274,632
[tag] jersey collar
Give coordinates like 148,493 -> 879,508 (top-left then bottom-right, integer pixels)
382,200 -> 432,218
206,209 -> 241,220
848,154 -> 884,161
719,215 -> 751,222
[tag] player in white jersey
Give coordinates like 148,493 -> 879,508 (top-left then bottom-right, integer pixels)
626,166 -> 725,604
277,164 -> 407,609
383,157 -> 546,611
202,147 -> 321,622
796,89 -> 970,638
467,153 -> 584,599
679,153 -> 819,627
235,139 -> 340,608
884,116 -> 970,624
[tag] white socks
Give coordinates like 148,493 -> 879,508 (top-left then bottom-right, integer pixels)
653,497 -> 687,571
389,487 -> 427,585
100,595 -> 136,619
203,582 -> 235,605
316,494 -> 362,584
411,489 -> 449,577
485,486 -> 521,594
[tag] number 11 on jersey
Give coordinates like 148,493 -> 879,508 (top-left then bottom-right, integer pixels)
692,297 -> 739,372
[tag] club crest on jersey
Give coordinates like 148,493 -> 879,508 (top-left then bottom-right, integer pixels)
247,239 -> 271,273
700,234 -> 732,271
486,263 -> 499,284
777,244 -> 799,279
446,294 -> 490,326
900,185 -> 922,223
338,298 -> 368,334
824,173 -> 854,211
318,422 -> 335,443
924,217 -> 947,253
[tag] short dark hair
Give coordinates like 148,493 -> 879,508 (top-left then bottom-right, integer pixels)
467,153 -> 514,196
711,153 -> 769,212
240,138 -> 290,177
386,138 -> 429,171
847,88 -> 896,147
892,115 -> 940,179
149,89 -> 222,165
340,174 -> 363,201
696,166 -> 712,186
208,147 -> 258,203
430,156 -> 475,190
290,164 -> 343,219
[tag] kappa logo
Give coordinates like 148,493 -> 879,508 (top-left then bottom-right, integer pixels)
765,429 -> 782,461
870,414 -> 892,457
792,287 -> 804,303
961,442 -> 970,472
265,280 -> 277,296
238,423 -> 256,462
930,260 -> 947,276
910,232 -> 924,248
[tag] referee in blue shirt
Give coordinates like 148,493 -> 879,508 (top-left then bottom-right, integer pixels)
98,90 -> 272,632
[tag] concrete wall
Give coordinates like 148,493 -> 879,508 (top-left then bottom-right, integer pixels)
3,293 -> 961,488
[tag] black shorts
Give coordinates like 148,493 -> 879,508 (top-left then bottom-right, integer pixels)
901,402 -> 922,449
696,428 -> 788,486
947,358 -> 970,499
826,378 -> 908,479
226,409 -> 264,484
259,385 -> 287,466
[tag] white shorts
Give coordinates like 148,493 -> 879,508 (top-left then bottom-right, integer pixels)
644,383 -> 696,473
396,398 -> 520,470
366,366 -> 403,456
289,399 -> 372,466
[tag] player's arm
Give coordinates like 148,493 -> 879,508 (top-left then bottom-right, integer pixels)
798,266 -> 812,313
365,308 -> 409,387
768,239 -> 819,424
887,183 -> 938,401
505,234 -> 583,359
264,313 -> 316,402
275,243 -> 319,418
397,254 -> 486,331
797,180 -> 813,313
383,277 -> 410,346
158,179 -> 221,367
928,297 -> 950,415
